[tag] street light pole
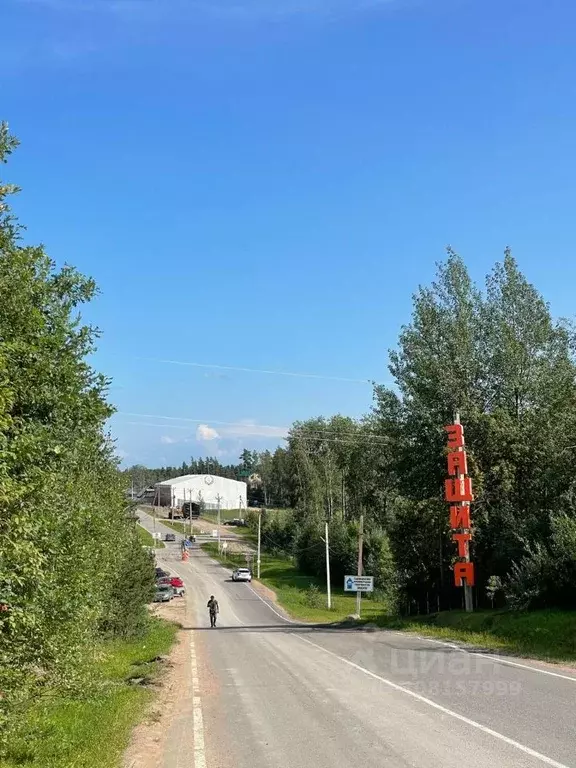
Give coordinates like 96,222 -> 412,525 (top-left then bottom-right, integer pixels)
325,520 -> 332,610
217,493 -> 222,554
356,513 -> 364,618
257,510 -> 262,579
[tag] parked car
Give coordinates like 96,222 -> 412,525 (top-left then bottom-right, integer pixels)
164,532 -> 176,542
153,584 -> 174,602
232,567 -> 252,583
170,576 -> 185,596
155,567 -> 169,578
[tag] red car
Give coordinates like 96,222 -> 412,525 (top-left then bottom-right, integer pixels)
170,576 -> 185,597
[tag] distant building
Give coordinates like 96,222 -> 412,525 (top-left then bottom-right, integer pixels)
154,474 -> 247,511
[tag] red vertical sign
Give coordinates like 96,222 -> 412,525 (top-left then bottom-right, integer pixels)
444,422 -> 475,588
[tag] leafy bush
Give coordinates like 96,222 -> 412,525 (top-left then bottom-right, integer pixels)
305,584 -> 322,608
505,515 -> 576,610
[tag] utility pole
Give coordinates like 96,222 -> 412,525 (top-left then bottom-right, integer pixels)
217,493 -> 222,554
454,412 -> 474,613
325,520 -> 332,610
189,488 -> 193,538
153,485 -> 158,537
257,509 -> 262,579
356,513 -> 364,618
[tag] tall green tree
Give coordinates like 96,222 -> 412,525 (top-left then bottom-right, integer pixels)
0,123 -> 154,740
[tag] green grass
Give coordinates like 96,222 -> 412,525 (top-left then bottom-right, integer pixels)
0,619 -> 178,768
376,609 -> 576,663
201,508 -> 240,524
161,519 -> 189,535
136,524 -> 164,548
202,543 -> 388,624
199,514 -> 256,541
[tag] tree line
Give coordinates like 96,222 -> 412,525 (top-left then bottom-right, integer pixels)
0,125 -> 156,744
122,449 -> 260,495
249,250 -> 576,613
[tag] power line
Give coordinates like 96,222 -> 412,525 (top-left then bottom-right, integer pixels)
290,434 -> 390,446
117,411 -> 288,434
136,357 -> 374,384
117,412 -> 390,443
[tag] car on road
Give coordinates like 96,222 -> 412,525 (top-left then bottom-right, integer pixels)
153,584 -> 174,602
164,533 -> 176,542
232,567 -> 252,583
170,576 -> 185,596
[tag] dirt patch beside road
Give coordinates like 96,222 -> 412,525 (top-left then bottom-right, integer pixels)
123,598 -> 190,768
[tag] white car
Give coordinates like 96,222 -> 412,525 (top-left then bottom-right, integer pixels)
232,567 -> 252,583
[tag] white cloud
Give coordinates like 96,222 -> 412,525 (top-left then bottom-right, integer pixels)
219,419 -> 289,439
196,424 -> 220,442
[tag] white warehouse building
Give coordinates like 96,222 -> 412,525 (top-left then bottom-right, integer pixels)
154,474 -> 247,511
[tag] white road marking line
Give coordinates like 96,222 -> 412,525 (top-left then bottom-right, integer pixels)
246,584 -> 301,624
190,636 -> 206,768
473,653 -> 576,681
389,631 -> 576,683
295,634 -> 571,768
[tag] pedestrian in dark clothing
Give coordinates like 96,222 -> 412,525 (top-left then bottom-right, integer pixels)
207,595 -> 219,627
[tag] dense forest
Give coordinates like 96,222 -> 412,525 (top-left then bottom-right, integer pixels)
127,250 -> 576,614
0,127 -> 155,742
122,450 -> 259,493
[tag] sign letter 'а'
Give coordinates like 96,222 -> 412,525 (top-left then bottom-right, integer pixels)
454,561 -> 475,587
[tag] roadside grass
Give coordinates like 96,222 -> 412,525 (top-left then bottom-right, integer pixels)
201,543 -> 388,624
377,609 -> 576,663
136,524 -> 164,548
200,510 -> 254,539
0,618 -> 178,768
161,519 -> 189,535
161,519 -> 208,537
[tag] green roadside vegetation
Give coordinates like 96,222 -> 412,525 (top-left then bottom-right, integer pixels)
0,127 -> 173,760
137,524 -> 165,548
202,543 -> 388,624
161,513 -> 255,541
201,508 -> 240,524
162,519 -> 192,535
200,511 -> 256,541
0,618 -> 178,768
378,610 -> 576,664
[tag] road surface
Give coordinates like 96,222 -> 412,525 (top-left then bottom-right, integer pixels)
138,511 -> 576,768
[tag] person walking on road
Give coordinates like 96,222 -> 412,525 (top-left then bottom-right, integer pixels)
207,595 -> 219,628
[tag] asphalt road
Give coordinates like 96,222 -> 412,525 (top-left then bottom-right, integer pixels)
138,511 -> 576,768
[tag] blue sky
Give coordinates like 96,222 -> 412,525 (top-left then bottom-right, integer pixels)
3,0 -> 576,467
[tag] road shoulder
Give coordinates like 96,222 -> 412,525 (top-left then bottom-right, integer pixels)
122,599 -> 191,768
